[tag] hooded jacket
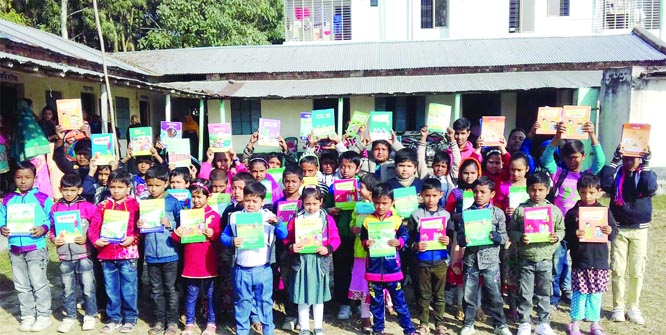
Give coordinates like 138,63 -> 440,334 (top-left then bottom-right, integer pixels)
88,197 -> 140,260
0,188 -> 53,253
142,194 -> 183,263
599,164 -> 657,229
456,203 -> 507,270
408,205 -> 453,266
508,199 -> 565,262
564,201 -> 618,270
445,157 -> 483,214
49,196 -> 97,260
361,210 -> 409,283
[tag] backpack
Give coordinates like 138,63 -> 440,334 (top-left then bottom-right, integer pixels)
546,169 -> 569,203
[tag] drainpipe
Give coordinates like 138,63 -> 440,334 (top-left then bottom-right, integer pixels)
454,93 -> 462,120
198,99 -> 205,162
337,97 -> 344,136
101,83 -> 108,133
220,99 -> 225,123
165,95 -> 171,122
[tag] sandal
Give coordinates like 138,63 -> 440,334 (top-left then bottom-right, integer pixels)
251,322 -> 263,334
182,324 -> 195,335
415,325 -> 429,334
590,325 -> 607,335
435,325 -> 452,335
456,309 -> 464,321
119,323 -> 136,333
100,322 -> 121,334
147,323 -> 165,335
201,323 -> 216,335
165,323 -> 179,335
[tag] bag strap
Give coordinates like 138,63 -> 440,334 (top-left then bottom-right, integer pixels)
553,169 -> 569,198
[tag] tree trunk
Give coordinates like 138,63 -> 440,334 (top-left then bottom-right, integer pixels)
60,0 -> 68,39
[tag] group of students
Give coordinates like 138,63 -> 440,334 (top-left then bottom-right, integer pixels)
0,115 -> 657,335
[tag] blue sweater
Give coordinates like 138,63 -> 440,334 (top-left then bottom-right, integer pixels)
0,188 -> 53,253
142,194 -> 183,263
408,205 -> 453,266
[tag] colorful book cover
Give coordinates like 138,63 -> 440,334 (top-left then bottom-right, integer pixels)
261,180 -> 273,204
334,179 -> 358,210
346,111 -> 370,138
167,189 -> 192,209
295,216 -> 323,253
536,107 -> 562,135
7,203 -> 35,236
523,206 -> 553,243
394,186 -> 418,218
509,186 -> 529,209
208,193 -> 231,216
462,190 -> 474,211
277,200 -> 300,224
481,116 -> 506,147
369,111 -> 393,142
267,167 -> 286,187
427,103 -> 452,133
100,209 -> 129,243
167,138 -> 191,168
180,208 -> 206,243
0,144 -> 8,174
303,177 -> 318,188
53,210 -> 82,243
419,216 -> 447,250
300,112 -> 312,140
462,209 -> 494,247
368,220 -> 396,258
91,133 -> 115,165
311,108 -> 336,140
56,99 -> 83,130
208,123 -> 232,153
160,121 -> 182,149
258,118 -> 281,147
354,202 -> 375,228
620,123 -> 651,158
236,212 -> 265,250
129,127 -> 153,156
561,106 -> 591,140
139,199 -> 165,233
578,207 -> 609,243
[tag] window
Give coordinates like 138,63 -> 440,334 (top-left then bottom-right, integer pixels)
375,96 -> 425,132
115,97 -> 130,140
421,0 -> 447,28
509,0 -> 520,32
231,99 -> 261,135
596,0 -> 661,30
548,0 -> 569,16
370,0 -> 378,6
284,0 -> 351,42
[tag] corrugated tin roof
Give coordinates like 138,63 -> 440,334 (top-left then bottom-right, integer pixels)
112,33 -> 666,76
164,71 -> 602,98
0,20 -> 153,75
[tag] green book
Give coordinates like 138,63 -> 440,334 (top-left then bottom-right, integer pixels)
129,126 -> 153,156
295,216 -> 323,254
7,203 -> 36,236
509,186 -> 529,209
208,193 -> 231,216
354,202 -> 375,228
139,199 -> 165,233
261,180 -> 273,204
267,167 -> 286,187
100,209 -> 129,243
462,190 -> 474,211
167,138 -> 191,168
311,108 -> 336,140
462,208 -> 494,247
427,103 -> 452,133
394,186 -> 418,218
368,220 -> 396,258
180,208 -> 206,243
368,111 -> 393,141
346,111 -> 370,138
236,212 -> 265,250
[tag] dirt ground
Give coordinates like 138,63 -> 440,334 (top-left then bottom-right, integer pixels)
1,197 -> 664,335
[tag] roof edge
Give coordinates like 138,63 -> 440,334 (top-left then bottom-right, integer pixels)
633,26 -> 666,55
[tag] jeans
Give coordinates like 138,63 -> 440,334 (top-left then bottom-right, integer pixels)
611,227 -> 648,310
369,281 -> 415,335
148,261 -> 179,325
517,259 -> 552,325
551,242 -> 571,305
185,278 -> 215,325
234,264 -> 274,335
102,259 -> 139,324
9,248 -> 52,319
90,246 -> 108,310
417,263 -> 447,326
462,263 -> 507,328
61,258 -> 97,318
333,237 -> 354,305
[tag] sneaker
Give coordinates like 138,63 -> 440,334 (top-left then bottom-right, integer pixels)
460,326 -> 475,335
19,316 -> 35,332
82,316 -> 96,331
337,305 -> 352,320
627,308 -> 645,325
58,318 -> 77,333
517,323 -> 531,335
313,329 -> 324,335
494,325 -> 512,335
30,316 -> 52,332
610,308 -> 625,322
299,330 -> 312,335
282,317 -> 297,331
535,323 -> 556,335
164,323 -> 179,335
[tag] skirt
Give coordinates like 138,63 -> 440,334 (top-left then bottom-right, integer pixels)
290,254 -> 331,305
348,258 -> 370,303
571,268 -> 610,294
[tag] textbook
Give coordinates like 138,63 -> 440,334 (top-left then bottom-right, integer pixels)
311,108 -> 336,140
355,202 -> 375,228
56,99 -> 83,130
100,209 -> 129,243
267,167 -> 285,187
481,116 -> 506,147
236,212 -> 264,250
7,203 -> 35,236
346,111 -> 370,138
261,180 -> 273,204
334,179 -> 358,210
139,199 -> 165,233
368,220 -> 396,258
462,190 -> 474,211
509,186 -> 529,209
620,123 -> 651,158
167,189 -> 192,209
160,121 -> 182,149
300,112 -> 312,140
561,106 -> 591,140
419,216 -> 448,250
295,216 -> 323,254
303,177 -> 318,188
536,107 -> 562,135
427,103 -> 452,133
578,207 -> 609,243
369,111 -> 393,141
523,206 -> 553,243
462,209 -> 493,247
91,133 -> 114,165
53,210 -> 82,243
208,123 -> 232,153
394,186 -> 418,218
129,127 -> 153,156
258,118 -> 281,147
208,193 -> 231,216
167,138 -> 190,168
180,208 -> 206,243
277,200 -> 299,224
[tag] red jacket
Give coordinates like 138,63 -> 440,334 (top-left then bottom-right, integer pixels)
171,205 -> 221,278
88,197 -> 140,260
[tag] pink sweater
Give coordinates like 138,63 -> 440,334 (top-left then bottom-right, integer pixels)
171,206 -> 221,278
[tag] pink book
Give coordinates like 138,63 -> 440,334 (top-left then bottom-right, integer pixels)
523,206 -> 553,243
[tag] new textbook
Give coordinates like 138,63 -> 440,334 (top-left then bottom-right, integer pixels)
523,206 -> 553,243
236,212 -> 264,250
462,209 -> 493,247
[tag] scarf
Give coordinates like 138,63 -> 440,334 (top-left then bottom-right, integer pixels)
614,165 -> 641,206
398,174 -> 416,188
